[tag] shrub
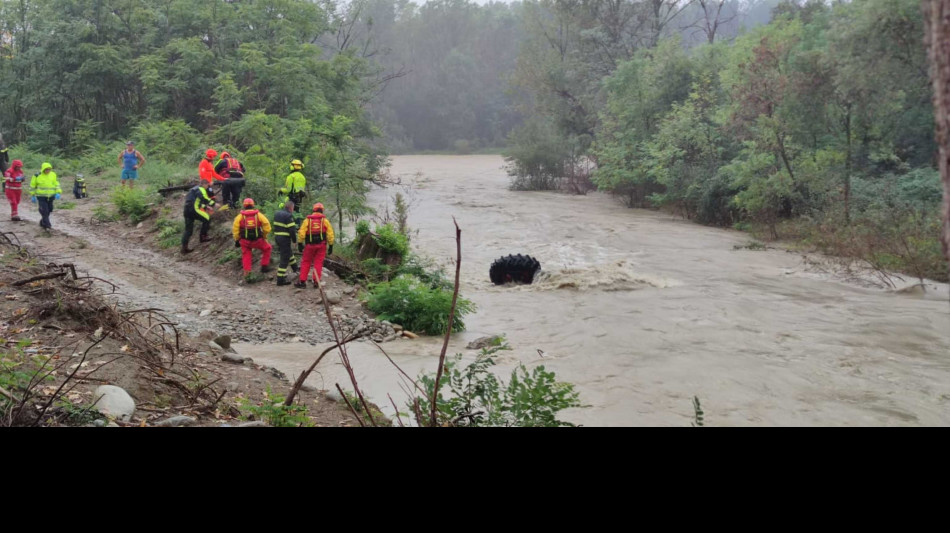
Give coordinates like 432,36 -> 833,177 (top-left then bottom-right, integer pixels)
361,258 -> 391,282
110,187 -> 153,223
374,224 -> 410,258
156,218 -> 184,249
396,254 -> 452,290
414,342 -> 582,427
363,275 -> 474,335
238,387 -> 312,427
355,219 -> 371,237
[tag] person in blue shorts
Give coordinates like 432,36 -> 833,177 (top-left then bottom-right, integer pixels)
118,141 -> 146,188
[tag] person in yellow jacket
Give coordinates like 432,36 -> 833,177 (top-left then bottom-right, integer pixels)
280,159 -> 306,213
30,162 -> 62,230
232,198 -> 273,278
295,203 -> 334,288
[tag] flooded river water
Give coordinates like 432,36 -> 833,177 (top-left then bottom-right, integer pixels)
241,155 -> 950,426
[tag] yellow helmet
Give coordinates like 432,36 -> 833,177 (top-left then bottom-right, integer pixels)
290,159 -> 304,170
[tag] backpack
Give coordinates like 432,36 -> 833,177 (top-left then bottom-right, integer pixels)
305,214 -> 326,244
239,210 -> 261,240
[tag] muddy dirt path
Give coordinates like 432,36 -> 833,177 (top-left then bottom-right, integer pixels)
5,194 -> 362,348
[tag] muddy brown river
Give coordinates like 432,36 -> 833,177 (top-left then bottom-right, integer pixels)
241,155 -> 950,426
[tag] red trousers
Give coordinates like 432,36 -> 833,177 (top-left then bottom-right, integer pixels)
299,243 -> 327,282
240,238 -> 272,273
6,189 -> 21,218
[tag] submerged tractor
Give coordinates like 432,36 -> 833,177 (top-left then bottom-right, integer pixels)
489,254 -> 541,285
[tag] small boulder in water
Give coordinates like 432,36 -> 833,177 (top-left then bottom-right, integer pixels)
467,336 -> 505,350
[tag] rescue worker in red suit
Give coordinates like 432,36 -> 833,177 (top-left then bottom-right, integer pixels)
233,198 -> 273,278
4,159 -> 25,221
295,203 -> 334,288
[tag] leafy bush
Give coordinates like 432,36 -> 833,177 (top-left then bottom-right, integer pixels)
156,218 -> 184,249
110,187 -> 153,223
414,343 -> 582,427
218,250 -> 241,265
238,387 -> 312,427
92,205 -> 119,223
361,258 -> 391,282
396,254 -> 452,290
373,224 -> 410,258
363,275 -> 474,335
355,219 -> 371,237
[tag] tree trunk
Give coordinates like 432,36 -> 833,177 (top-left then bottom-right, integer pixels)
923,0 -> 950,270
844,104 -> 853,225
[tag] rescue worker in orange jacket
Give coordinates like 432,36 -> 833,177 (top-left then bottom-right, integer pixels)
233,198 -> 273,278
4,159 -> 25,221
199,149 -> 224,192
295,203 -> 334,288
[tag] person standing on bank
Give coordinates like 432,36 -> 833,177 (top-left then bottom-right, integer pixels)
215,151 -> 246,210
118,141 -> 146,188
232,198 -> 273,279
4,160 -> 25,221
280,159 -> 307,213
0,136 -> 9,177
295,203 -> 334,288
272,201 -> 300,286
30,163 -> 61,231
181,183 -> 215,254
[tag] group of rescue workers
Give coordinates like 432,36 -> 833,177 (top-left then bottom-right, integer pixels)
2,156 -> 66,230
182,149 -> 335,288
0,140 -> 334,289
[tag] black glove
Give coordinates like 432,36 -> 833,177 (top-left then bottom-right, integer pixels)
235,240 -> 241,248
328,245 -> 333,256
297,243 -> 305,253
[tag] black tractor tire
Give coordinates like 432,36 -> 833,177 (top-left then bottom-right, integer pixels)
489,254 -> 541,285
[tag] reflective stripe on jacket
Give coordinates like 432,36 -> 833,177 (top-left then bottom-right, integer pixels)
185,185 -> 215,219
284,171 -> 306,194
272,209 -> 297,240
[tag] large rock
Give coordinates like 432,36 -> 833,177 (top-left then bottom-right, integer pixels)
326,292 -> 343,305
221,353 -> 251,364
466,336 -> 505,350
93,386 -> 136,422
155,416 -> 197,427
213,335 -> 232,350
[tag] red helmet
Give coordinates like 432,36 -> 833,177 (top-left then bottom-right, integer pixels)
220,151 -> 231,159
243,198 -> 255,208
205,149 -> 218,159
313,203 -> 324,213
11,160 -> 22,168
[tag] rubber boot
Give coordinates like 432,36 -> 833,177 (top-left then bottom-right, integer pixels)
199,234 -> 212,243
261,265 -> 273,274
276,277 -> 291,286
181,245 -> 193,255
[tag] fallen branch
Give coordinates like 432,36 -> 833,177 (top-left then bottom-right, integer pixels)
284,333 -> 365,407
431,218 -> 462,427
12,272 -> 67,286
336,383 -> 365,427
